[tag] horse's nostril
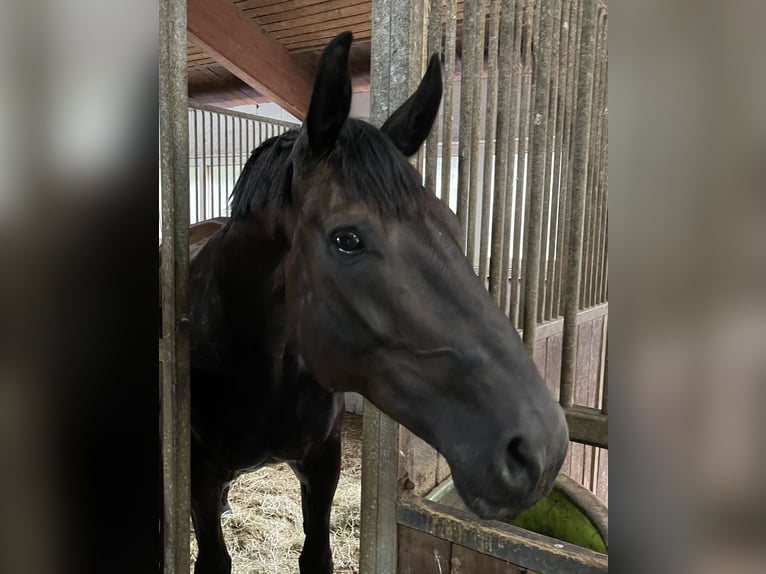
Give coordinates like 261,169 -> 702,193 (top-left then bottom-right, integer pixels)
506,436 -> 527,470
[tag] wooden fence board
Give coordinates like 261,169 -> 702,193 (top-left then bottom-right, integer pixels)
450,544 -> 528,574
596,448 -> 608,505
533,340 -> 547,380
398,525 -> 452,574
544,332 -> 563,401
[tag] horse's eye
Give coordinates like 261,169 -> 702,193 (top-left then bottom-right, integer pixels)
332,230 -> 364,254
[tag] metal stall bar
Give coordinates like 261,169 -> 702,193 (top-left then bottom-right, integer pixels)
238,117 -> 244,180
193,109 -> 200,222
579,9 -> 604,310
547,0 -> 574,319
597,100 -> 609,303
591,13 -> 609,306
466,1 -> 486,268
226,115 -> 231,195
201,110 -> 208,220
538,0 -> 563,322
509,0 -> 535,328
478,0 -> 503,285
500,0 -> 524,315
159,0 -> 190,571
587,8 -> 606,306
559,0 -> 598,408
517,1 -> 541,330
440,0 -> 457,207
555,0 -> 583,318
488,0 -> 517,304
522,0 -> 554,352
424,0 -> 442,194
455,0 -> 481,253
217,113 -> 222,216
361,4 -> 425,571
588,9 -> 607,308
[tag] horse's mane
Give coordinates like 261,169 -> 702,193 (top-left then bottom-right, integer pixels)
229,118 -> 427,219
229,128 -> 299,218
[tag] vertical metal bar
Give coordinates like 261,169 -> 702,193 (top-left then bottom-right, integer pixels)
519,0 -> 542,331
509,0 -> 535,328
554,0 -> 582,317
500,0 -> 524,317
224,114 -> 228,214
226,113 -> 235,208
159,0 -> 190,571
538,0 -> 563,322
246,120 -> 251,161
467,2 -> 486,268
545,0 -> 572,319
479,0 -> 503,286
580,13 -> 602,309
202,111 -> 208,220
216,112 -> 221,217
581,15 -> 603,308
584,8 -> 606,309
596,95 -> 608,303
238,117 -> 243,178
193,109 -> 199,223
456,0 -> 482,254
440,0 -> 457,207
424,0 -> 441,195
488,0 -> 517,304
560,0 -> 598,408
522,0 -> 554,352
591,13 -> 608,306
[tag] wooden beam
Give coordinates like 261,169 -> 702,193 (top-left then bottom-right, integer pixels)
397,496 -> 609,573
188,0 -> 313,120
564,406 -> 608,448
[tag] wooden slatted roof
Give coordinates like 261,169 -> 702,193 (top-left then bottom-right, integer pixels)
188,0 -> 476,108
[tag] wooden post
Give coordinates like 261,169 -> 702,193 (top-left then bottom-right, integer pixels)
361,5 -> 427,573
159,0 -> 190,571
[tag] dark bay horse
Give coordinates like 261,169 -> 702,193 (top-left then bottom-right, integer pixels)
183,32 -> 568,574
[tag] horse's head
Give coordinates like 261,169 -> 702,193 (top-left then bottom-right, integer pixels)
282,32 -> 568,520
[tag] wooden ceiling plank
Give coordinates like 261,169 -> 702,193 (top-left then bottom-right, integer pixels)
255,0 -> 369,27
267,13 -> 370,41
188,0 -> 314,119
284,26 -> 371,51
238,0 -> 371,16
241,0 -> 339,18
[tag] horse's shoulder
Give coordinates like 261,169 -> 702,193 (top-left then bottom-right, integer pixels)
189,217 -> 229,263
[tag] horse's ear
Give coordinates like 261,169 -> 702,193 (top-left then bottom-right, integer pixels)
305,32 -> 353,156
381,53 -> 443,157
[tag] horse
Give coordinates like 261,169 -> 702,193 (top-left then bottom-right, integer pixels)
182,32 -> 569,574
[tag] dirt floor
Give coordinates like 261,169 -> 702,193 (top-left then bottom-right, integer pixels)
191,413 -> 363,574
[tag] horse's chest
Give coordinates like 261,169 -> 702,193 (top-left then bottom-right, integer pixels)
195,366 -> 342,476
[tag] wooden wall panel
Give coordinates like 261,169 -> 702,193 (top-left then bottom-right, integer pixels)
399,428 -> 439,496
595,448 -> 608,505
450,545 -> 531,574
533,338 -> 547,379
544,332 -> 563,401
398,526 -> 452,574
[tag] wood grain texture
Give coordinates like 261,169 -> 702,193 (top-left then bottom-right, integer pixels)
188,0 -> 314,119
451,545 -> 527,574
398,526 -> 452,574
